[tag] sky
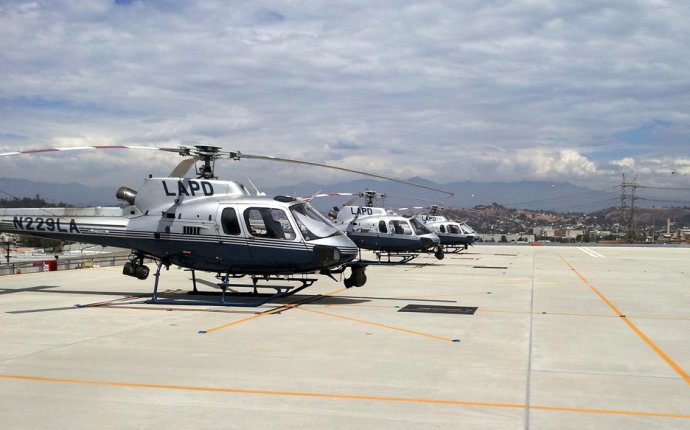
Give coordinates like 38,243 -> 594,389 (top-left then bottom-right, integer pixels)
1,0 -> 689,198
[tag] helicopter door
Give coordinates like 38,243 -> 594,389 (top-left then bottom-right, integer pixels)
216,206 -> 253,268
243,207 -> 309,270
378,220 -> 387,233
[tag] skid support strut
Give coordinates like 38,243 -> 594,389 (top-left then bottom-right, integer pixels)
149,260 -> 166,303
147,269 -> 318,307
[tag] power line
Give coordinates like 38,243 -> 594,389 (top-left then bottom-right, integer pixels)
639,186 -> 690,190
639,197 -> 690,205
618,174 -> 640,242
502,190 -> 615,208
549,197 -> 619,211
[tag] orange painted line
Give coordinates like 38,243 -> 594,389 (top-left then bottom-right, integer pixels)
478,308 -> 690,321
559,254 -> 690,386
202,311 -> 275,333
404,263 -> 437,271
559,256 -> 624,315
78,295 -> 145,308
97,305 -> 255,315
621,318 -> 690,385
325,303 -> 400,309
296,307 -> 456,342
202,288 -> 347,333
1,373 -> 689,419
528,403 -> 690,419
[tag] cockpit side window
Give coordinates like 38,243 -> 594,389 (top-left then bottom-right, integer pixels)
290,203 -> 342,241
221,207 -> 241,235
409,218 -> 432,235
440,224 -> 446,233
243,207 -> 296,240
389,220 -> 412,235
379,220 -> 388,233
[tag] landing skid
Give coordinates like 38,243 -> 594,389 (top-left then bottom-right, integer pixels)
368,251 -> 418,265
146,262 -> 316,307
442,244 -> 470,254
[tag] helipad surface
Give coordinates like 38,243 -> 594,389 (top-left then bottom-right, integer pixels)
1,244 -> 689,429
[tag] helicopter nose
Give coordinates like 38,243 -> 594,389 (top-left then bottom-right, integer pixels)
420,237 -> 435,250
313,245 -> 342,266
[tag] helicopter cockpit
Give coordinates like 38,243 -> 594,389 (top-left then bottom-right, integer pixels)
219,200 -> 344,243
409,217 -> 433,235
290,203 -> 343,241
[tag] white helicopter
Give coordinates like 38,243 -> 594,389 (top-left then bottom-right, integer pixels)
316,190 -> 449,264
416,205 -> 480,253
0,145 -> 449,305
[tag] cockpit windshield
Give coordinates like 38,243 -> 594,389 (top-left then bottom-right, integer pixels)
290,203 -> 343,241
388,220 -> 412,235
409,217 -> 432,235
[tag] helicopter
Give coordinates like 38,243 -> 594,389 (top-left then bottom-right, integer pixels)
316,190 -> 449,264
416,205 -> 480,253
0,145 -> 451,305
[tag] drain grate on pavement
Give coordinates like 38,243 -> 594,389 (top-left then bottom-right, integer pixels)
398,304 -> 477,315
472,265 -> 508,269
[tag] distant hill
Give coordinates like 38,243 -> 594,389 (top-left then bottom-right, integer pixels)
0,177 -> 117,206
0,176 -> 627,212
0,196 -> 73,208
263,178 -> 618,212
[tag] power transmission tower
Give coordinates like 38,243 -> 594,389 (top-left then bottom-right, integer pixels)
618,174 -> 639,242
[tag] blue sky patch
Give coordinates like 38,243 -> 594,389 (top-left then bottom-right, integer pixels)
614,119 -> 672,145
255,8 -> 285,24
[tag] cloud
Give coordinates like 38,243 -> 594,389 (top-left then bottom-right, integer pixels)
0,0 -> 689,193
466,148 -> 599,181
610,157 -> 636,170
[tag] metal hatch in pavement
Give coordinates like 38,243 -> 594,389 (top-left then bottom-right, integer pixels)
398,304 -> 477,315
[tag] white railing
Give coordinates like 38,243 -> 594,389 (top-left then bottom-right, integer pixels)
0,252 -> 134,276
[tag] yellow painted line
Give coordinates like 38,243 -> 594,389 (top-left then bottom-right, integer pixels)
77,294 -> 147,308
631,315 -> 690,322
559,254 -> 690,386
296,307 -> 457,343
478,308 -> 690,322
325,303 -> 394,309
1,373 -> 689,419
201,288 -> 347,333
201,307 -> 283,333
404,263 -> 435,271
479,309 -> 622,318
100,305 -> 257,315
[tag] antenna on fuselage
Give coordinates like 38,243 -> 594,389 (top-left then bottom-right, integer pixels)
248,179 -> 266,196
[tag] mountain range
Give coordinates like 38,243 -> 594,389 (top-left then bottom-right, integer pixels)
0,176 -> 619,212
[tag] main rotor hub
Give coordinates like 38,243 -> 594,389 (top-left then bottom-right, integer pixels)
361,190 -> 385,207
176,145 -> 228,179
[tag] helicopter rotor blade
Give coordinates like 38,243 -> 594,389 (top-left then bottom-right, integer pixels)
236,152 -> 454,197
170,158 -> 198,178
308,192 -> 356,199
343,195 -> 361,207
2,145 -> 454,197
302,191 -> 376,208
0,145 -> 202,177
395,206 -> 425,211
385,194 -> 438,204
0,145 -> 162,157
